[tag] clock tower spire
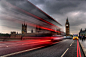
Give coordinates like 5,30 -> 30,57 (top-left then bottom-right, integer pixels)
65,17 -> 70,36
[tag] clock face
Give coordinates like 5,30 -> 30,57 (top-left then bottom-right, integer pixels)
66,24 -> 68,26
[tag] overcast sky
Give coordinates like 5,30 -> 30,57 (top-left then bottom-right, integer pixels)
0,0 -> 86,34
28,0 -> 86,34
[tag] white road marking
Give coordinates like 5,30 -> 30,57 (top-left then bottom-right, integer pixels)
0,46 -> 45,57
61,48 -> 69,57
70,41 -> 74,46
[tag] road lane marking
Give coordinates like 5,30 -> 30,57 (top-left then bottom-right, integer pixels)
0,46 -> 45,57
61,48 -> 69,57
70,41 -> 74,46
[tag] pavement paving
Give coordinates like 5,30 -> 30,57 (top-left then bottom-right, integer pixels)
79,39 -> 86,57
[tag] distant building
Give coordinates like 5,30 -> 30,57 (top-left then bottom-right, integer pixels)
22,23 -> 27,34
10,31 -> 22,38
10,32 -> 16,37
57,29 -> 61,35
10,23 -> 28,38
79,28 -> 86,36
31,29 -> 33,33
10,31 -> 16,38
65,18 -> 70,36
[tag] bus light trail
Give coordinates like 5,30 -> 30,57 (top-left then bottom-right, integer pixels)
4,0 -> 61,29
4,1 -> 61,33
26,0 -> 62,27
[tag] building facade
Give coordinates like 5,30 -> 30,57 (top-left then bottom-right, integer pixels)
79,28 -> 86,36
10,23 -> 27,38
22,23 -> 27,34
65,18 -> 70,36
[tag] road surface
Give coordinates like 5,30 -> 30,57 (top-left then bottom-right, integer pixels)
4,39 -> 84,57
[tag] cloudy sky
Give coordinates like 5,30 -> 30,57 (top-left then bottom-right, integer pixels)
28,0 -> 86,34
0,0 -> 86,34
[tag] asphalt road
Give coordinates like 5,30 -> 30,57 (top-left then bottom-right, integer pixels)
8,39 -> 84,57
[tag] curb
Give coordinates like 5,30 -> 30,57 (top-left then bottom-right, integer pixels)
78,40 -> 86,57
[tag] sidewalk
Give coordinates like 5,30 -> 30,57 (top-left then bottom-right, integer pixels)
79,39 -> 86,57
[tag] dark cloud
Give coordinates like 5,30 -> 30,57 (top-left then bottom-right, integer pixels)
44,2 -> 80,14
29,0 -> 81,14
28,0 -> 45,4
70,17 -> 86,26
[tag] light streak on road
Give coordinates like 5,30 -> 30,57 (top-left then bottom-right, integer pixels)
0,40 -> 51,48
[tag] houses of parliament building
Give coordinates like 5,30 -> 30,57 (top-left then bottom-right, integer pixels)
10,23 -> 57,38
10,23 -> 28,38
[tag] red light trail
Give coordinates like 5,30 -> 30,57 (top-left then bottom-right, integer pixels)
77,40 -> 81,57
26,0 -> 62,26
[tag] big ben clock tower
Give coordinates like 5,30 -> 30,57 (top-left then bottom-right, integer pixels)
65,18 -> 70,36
